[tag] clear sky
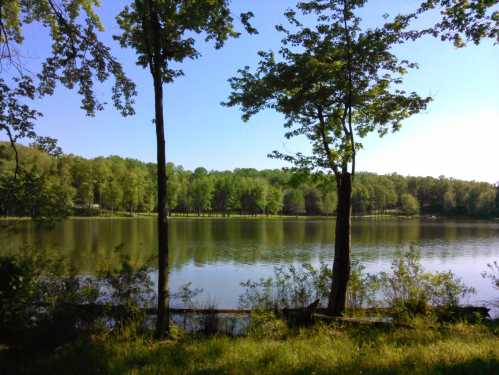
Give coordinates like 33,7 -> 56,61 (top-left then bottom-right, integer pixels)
3,1 -> 498,183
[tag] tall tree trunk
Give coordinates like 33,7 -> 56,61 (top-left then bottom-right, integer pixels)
327,171 -> 352,316
153,70 -> 170,338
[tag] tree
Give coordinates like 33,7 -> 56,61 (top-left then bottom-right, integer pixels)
123,169 -> 140,213
283,189 -> 305,215
266,186 -> 284,215
0,77 -> 40,179
71,158 -> 94,208
352,183 -> 372,214
443,189 -> 456,214
305,187 -> 323,215
240,178 -> 267,215
93,158 -> 111,207
0,167 -> 73,220
368,177 -> 397,214
115,0 -> 256,336
400,193 -> 420,216
322,191 -> 337,215
0,1 -> 136,221
470,184 -> 496,217
225,0 -> 431,315
191,173 -> 213,215
175,170 -> 192,215
212,175 -> 237,216
78,182 -> 94,208
166,163 -> 179,215
102,178 -> 123,213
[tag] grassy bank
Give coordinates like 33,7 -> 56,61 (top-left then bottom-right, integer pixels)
2,320 -> 498,375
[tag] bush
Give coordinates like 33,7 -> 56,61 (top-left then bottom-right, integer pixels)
239,261 -> 378,312
239,262 -> 332,311
400,193 -> 420,215
482,261 -> 499,307
239,249 -> 474,322
0,248 -> 156,348
0,249 -> 102,347
376,248 -> 474,320
98,254 -> 155,327
248,311 -> 288,339
346,261 -> 379,311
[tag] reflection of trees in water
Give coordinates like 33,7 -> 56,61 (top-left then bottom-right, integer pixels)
1,218 -> 499,274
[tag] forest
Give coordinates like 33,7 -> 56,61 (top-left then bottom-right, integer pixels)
1,141 -> 497,219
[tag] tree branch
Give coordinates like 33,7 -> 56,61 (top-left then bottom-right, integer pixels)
317,106 -> 339,177
2,125 -> 20,179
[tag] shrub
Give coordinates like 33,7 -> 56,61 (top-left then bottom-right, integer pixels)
248,311 -> 288,339
482,260 -> 499,307
0,249 -> 102,347
239,262 -> 332,310
98,255 -> 155,327
0,248 -> 156,348
376,248 -> 474,319
346,261 -> 379,311
239,249 -> 474,322
400,193 -> 420,215
239,261 -> 378,312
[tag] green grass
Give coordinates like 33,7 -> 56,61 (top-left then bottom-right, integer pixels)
3,320 -> 498,375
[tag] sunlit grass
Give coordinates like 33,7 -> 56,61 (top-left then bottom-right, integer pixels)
6,320 -> 497,375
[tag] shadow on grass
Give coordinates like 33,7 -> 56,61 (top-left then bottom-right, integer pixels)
1,321 -> 498,375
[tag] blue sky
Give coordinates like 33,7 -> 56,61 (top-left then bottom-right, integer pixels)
3,1 -> 498,182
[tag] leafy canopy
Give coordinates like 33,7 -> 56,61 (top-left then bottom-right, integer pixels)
115,0 -> 257,83
225,0 -> 432,178
0,0 -> 136,116
415,0 -> 499,47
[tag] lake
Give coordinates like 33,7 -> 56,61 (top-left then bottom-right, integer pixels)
1,217 -> 498,311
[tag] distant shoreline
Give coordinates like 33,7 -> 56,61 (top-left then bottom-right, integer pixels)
1,213 -> 498,222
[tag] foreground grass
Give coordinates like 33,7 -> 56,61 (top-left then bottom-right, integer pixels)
2,320 -> 498,375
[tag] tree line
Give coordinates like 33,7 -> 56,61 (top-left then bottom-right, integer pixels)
1,142 -> 497,219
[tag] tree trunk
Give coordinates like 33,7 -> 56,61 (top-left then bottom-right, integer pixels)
153,71 -> 170,338
327,171 -> 352,316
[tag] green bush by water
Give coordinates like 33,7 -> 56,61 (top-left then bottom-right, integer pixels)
239,248 -> 474,321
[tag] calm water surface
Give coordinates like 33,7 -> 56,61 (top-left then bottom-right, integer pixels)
1,217 -> 498,309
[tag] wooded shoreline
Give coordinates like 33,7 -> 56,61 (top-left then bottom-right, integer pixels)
2,212 -> 498,221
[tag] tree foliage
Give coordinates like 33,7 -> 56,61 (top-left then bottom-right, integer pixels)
2,143 -> 497,219
413,0 -> 499,47
1,0 -> 136,116
400,193 -> 420,216
115,0 -> 256,84
225,0 -> 431,180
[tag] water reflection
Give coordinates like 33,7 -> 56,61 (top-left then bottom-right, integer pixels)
1,217 -> 498,307
2,218 -> 499,271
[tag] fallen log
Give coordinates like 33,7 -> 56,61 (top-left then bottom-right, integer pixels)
435,305 -> 490,323
282,299 -> 320,325
40,303 -> 491,323
313,313 -> 399,328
